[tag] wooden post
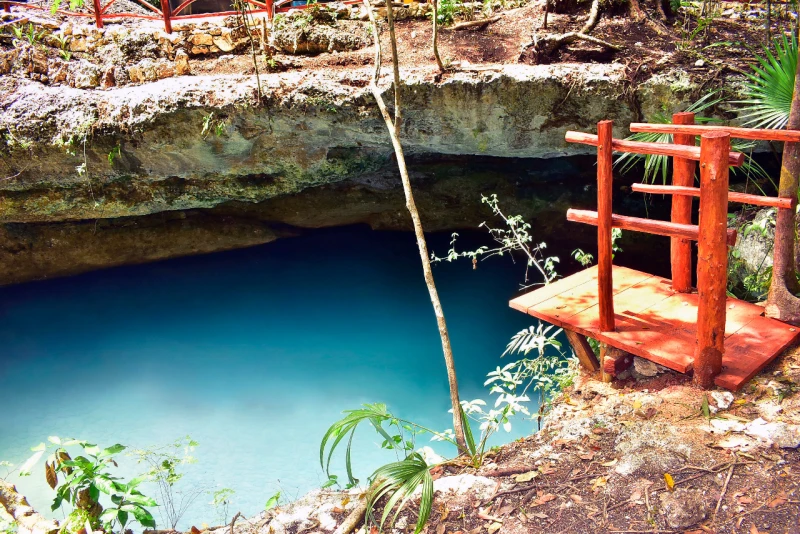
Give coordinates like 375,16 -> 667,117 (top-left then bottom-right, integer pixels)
564,330 -> 600,372
671,112 -> 695,292
2,2 -> 10,13
160,0 -> 173,34
694,131 -> 730,389
597,120 -> 615,332
265,0 -> 273,19
92,0 -> 104,28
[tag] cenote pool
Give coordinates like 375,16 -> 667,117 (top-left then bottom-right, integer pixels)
0,224 -> 572,530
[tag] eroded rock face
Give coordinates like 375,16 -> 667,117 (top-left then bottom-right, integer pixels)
0,64 -> 698,282
0,64 -> 691,224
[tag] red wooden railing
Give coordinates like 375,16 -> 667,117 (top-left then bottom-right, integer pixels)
565,120 -> 797,388
2,0 -> 361,33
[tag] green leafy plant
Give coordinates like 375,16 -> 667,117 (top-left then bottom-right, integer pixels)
616,92 -> 771,189
11,23 -> 46,48
210,488 -> 235,525
107,145 -> 121,166
132,436 -> 202,530
432,194 -> 560,286
50,0 -> 86,13
19,437 -> 157,532
736,33 -> 797,130
264,491 -> 281,512
53,33 -> 72,61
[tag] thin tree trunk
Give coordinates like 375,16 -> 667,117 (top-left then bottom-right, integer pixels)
766,0 -> 772,45
362,0 -> 468,454
765,49 -> 800,326
432,0 -> 445,71
542,0 -> 548,29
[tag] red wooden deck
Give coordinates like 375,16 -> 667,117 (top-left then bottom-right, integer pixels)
509,265 -> 800,390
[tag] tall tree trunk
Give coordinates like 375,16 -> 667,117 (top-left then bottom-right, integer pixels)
765,49 -> 800,326
362,0 -> 468,453
432,0 -> 445,72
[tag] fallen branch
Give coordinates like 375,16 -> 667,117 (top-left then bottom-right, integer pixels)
0,480 -> 59,534
445,15 -> 501,31
533,31 -> 621,56
333,499 -> 367,534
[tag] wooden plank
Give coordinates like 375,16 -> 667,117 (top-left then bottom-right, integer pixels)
716,319 -> 800,390
694,132 -> 730,389
531,267 -> 652,326
567,209 -> 738,246
632,183 -> 796,210
509,264 -> 798,388
629,123 -> 800,143
565,131 -> 745,166
508,266 -> 600,313
671,112 -> 696,293
564,330 -> 600,372
597,120 -> 615,332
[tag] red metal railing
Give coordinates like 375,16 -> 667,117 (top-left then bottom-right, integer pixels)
2,0 -> 361,33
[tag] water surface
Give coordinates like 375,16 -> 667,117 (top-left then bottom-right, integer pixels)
0,225 -> 549,529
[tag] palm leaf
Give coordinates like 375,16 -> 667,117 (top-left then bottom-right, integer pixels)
735,33 -> 797,130
615,92 -> 723,184
319,403 -> 391,484
367,453 -> 434,534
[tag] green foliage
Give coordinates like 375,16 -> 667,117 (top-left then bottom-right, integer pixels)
264,491 -> 281,512
131,436 -> 201,530
19,437 -> 156,532
615,92 -> 772,189
50,0 -> 85,12
434,0 -> 456,25
107,145 -> 121,166
736,33 -> 797,130
726,211 -> 775,302
11,23 -> 46,48
210,488 -> 235,525
367,453 -> 433,534
432,194 -> 560,286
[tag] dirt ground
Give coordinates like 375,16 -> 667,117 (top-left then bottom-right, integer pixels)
397,345 -> 800,534
182,0 -> 800,88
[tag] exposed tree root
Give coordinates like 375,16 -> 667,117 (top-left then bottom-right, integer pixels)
527,30 -> 621,58
521,0 -> 621,63
446,15 -> 501,31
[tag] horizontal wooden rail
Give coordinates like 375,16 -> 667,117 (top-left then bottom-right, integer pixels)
566,209 -> 737,246
629,123 -> 800,143
565,132 -> 745,166
631,183 -> 796,210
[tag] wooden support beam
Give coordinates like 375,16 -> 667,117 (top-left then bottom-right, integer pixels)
160,0 -> 172,33
92,0 -> 104,27
629,123 -> 800,143
694,132 -> 731,389
599,343 -> 633,382
564,330 -> 600,372
597,120 -> 615,333
631,183 -> 796,210
565,131 -> 745,167
566,209 -> 738,246
671,112 -> 696,293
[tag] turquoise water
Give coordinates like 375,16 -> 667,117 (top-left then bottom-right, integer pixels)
0,225 -> 552,530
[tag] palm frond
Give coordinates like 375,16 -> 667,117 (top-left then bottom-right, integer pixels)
319,403 -> 391,484
735,33 -> 797,130
367,453 -> 434,534
615,92 -> 723,184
